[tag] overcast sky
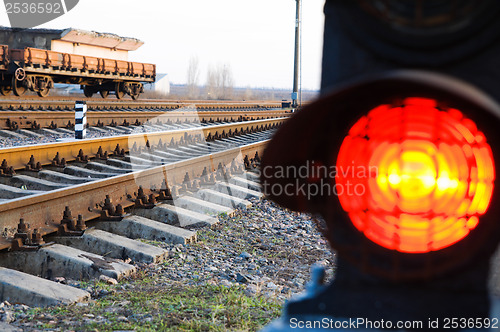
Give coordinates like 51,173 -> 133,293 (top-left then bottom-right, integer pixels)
0,1 -> 325,90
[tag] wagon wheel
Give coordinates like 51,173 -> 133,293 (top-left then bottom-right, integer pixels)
11,75 -> 27,96
83,86 -> 94,98
99,90 -> 109,99
115,82 -> 125,99
37,86 -> 50,98
0,85 -> 12,96
36,77 -> 52,98
15,68 -> 26,81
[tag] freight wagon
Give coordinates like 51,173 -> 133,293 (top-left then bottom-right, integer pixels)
0,27 -> 156,99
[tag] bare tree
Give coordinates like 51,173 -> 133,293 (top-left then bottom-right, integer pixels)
243,86 -> 253,100
205,62 -> 234,100
187,56 -> 200,99
220,63 -> 234,100
206,65 -> 218,100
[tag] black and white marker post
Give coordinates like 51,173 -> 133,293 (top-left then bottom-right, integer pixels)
75,101 -> 87,139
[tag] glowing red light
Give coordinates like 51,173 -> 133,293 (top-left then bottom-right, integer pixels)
336,97 -> 495,253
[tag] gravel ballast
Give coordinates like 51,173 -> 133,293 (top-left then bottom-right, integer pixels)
4,197 -> 334,331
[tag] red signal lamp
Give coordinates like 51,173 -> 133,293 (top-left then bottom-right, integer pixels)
336,97 -> 495,254
261,71 -> 500,280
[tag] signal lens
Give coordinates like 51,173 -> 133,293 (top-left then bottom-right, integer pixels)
336,97 -> 495,253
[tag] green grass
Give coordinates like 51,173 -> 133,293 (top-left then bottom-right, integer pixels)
18,283 -> 282,331
13,208 -> 305,331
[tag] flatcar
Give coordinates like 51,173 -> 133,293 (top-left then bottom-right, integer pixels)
0,27 -> 156,99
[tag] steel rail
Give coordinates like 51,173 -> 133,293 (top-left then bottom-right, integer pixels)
0,109 -> 290,130
0,99 -> 282,110
0,140 -> 268,250
0,118 -> 286,170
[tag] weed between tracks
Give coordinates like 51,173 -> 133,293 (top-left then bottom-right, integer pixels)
23,283 -> 280,331
10,198 -> 333,331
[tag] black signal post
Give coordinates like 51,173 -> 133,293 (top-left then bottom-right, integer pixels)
292,0 -> 301,108
262,1 -> 500,330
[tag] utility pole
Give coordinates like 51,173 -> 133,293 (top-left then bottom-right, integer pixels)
292,0 -> 301,108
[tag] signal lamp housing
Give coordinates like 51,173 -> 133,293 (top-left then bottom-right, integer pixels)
261,71 -> 500,281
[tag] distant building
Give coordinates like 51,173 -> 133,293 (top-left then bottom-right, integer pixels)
144,73 -> 170,96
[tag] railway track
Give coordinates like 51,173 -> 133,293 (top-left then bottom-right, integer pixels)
0,96 -> 282,106
0,99 -> 288,131
0,115 -> 286,307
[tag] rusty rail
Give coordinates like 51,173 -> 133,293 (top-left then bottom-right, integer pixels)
0,109 -> 290,130
0,99 -> 283,110
0,118 -> 286,170
0,140 -> 268,250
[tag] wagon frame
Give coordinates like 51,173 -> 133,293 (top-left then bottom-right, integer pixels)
0,45 -> 156,99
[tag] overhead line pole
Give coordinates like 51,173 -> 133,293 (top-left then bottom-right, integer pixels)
292,0 -> 301,108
